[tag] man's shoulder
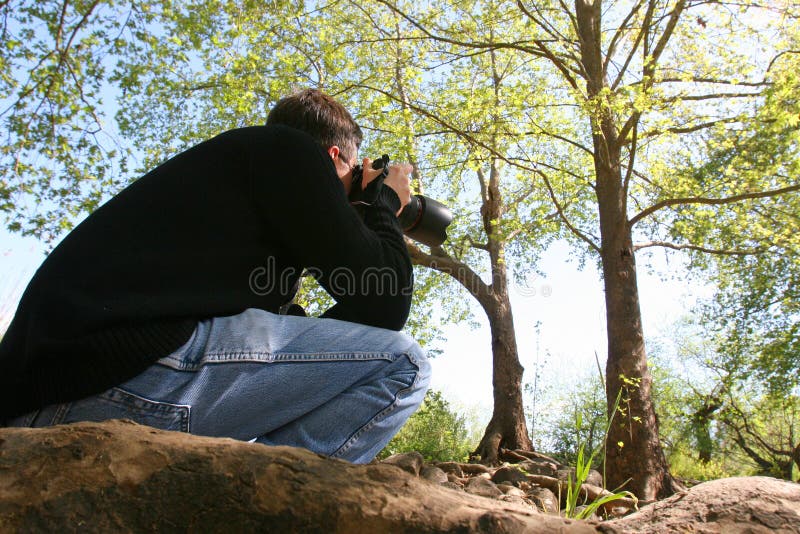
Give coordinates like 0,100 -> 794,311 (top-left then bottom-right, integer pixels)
218,124 -> 319,147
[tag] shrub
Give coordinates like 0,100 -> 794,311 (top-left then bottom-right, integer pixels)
378,390 -> 474,462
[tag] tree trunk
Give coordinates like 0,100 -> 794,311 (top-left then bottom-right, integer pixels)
691,396 -> 722,464
473,294 -> 533,464
576,0 -> 680,501
598,208 -> 678,500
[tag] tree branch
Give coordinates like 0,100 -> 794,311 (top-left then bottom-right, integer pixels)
609,0 -> 652,91
538,168 -> 601,253
406,241 -> 493,305
370,0 -> 546,57
629,184 -> 800,227
662,91 -> 761,102
637,116 -> 741,140
633,241 -> 764,256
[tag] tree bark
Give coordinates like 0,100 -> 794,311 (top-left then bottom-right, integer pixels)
575,0 -> 680,501
473,294 -> 533,464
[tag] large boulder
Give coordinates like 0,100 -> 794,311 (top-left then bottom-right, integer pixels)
3,421 -> 799,533
0,420 -> 594,533
607,476 -> 800,533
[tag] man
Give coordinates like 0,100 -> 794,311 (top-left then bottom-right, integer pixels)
0,89 -> 430,464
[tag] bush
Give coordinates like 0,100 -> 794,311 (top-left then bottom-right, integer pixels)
378,390 -> 474,462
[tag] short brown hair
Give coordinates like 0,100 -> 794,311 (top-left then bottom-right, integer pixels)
266,89 -> 363,162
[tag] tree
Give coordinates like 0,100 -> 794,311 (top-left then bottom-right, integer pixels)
6,0 -> 800,499
368,0 -> 800,500
0,0 -> 135,241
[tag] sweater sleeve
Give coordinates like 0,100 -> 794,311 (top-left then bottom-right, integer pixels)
249,125 -> 413,330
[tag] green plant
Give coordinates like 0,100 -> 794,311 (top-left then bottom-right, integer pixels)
563,387 -> 638,520
378,390 -> 474,462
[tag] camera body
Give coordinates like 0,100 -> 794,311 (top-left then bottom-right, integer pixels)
350,155 -> 453,248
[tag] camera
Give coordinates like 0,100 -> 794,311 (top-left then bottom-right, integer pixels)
350,155 -> 453,248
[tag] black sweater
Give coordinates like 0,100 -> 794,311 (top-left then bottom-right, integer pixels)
0,125 -> 413,419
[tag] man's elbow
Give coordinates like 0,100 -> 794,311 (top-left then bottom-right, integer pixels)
369,294 -> 411,331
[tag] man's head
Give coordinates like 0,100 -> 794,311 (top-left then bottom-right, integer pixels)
267,89 -> 363,187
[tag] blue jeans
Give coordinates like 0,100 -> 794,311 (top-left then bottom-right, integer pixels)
7,308 -> 431,463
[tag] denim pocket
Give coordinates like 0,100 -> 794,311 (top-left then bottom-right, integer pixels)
58,387 -> 191,433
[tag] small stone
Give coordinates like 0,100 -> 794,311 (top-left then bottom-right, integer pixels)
518,459 -> 558,477
500,495 -> 531,507
497,484 -> 526,497
556,468 -> 575,482
585,469 -> 603,487
460,463 -> 492,476
465,477 -> 504,499
420,465 -> 449,485
381,452 -> 424,476
440,481 -> 464,492
436,462 -> 464,477
528,487 -> 559,514
492,466 -> 529,486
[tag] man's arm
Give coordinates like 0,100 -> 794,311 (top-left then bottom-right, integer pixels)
249,125 -> 412,330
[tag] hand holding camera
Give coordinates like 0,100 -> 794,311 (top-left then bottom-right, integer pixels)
356,157 -> 412,215
350,155 -> 453,248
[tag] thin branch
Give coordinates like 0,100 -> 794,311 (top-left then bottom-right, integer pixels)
515,0 -> 566,42
538,168 -> 601,253
604,1 -> 646,81
766,49 -> 800,73
629,183 -> 800,227
371,0 -> 546,56
610,1 -> 652,91
633,241 -> 764,255
527,123 -> 594,155
647,0 -> 686,74
637,116 -> 741,140
655,76 -> 769,87
662,91 -> 761,102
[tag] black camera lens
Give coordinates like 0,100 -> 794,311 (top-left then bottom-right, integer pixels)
398,194 -> 452,247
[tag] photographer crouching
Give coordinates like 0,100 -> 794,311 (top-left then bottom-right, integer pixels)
0,89 -> 431,464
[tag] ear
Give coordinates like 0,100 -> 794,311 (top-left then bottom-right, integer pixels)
326,146 -> 340,161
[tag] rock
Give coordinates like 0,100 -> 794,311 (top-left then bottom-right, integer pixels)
498,485 -> 527,498
440,481 -> 464,492
435,461 -> 464,477
585,470 -> 603,487
529,487 -> 560,514
420,465 -> 448,485
501,495 -> 532,507
518,459 -> 558,477
556,468 -> 603,487
459,462 -> 493,476
606,476 -> 800,533
4,421 -> 799,533
0,421 -> 601,533
492,466 -> 529,486
465,476 -> 504,498
381,451 -> 424,476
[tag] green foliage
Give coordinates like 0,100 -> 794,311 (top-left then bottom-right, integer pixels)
562,388 -> 637,520
378,390 -> 475,462
648,322 -> 800,482
0,0 -> 130,240
543,377 -> 608,468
